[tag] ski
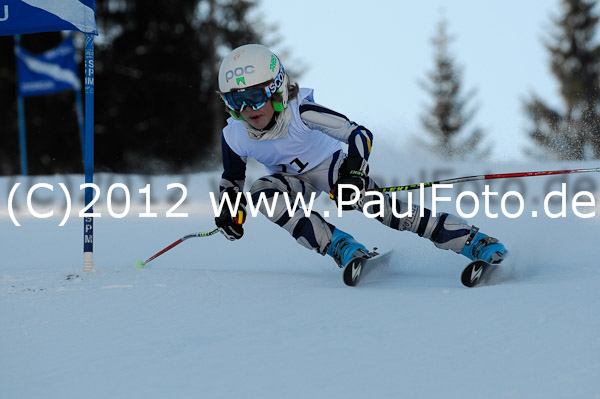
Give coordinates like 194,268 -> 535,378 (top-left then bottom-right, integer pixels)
343,250 -> 392,286
461,260 -> 497,287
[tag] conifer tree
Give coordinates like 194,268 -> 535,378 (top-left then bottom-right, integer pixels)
94,0 -> 265,172
524,0 -> 600,160
419,17 -> 487,160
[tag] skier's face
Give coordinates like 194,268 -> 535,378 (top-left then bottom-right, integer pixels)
240,99 -> 275,130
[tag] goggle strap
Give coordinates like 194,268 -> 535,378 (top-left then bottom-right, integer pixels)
229,110 -> 244,120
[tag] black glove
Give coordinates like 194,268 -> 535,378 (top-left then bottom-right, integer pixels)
330,157 -> 369,211
215,187 -> 247,241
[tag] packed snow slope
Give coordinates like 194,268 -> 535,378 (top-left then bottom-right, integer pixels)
2,151 -> 599,399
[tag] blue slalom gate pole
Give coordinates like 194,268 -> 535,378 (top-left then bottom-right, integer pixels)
83,33 -> 95,272
71,33 -> 85,160
14,35 -> 28,176
74,86 -> 85,161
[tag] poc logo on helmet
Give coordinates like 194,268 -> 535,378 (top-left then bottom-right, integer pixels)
225,65 -> 255,84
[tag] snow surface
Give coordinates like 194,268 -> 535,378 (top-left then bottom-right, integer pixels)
2,152 -> 600,399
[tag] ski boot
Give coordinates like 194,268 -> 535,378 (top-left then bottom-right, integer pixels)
326,227 -> 369,268
460,226 -> 507,264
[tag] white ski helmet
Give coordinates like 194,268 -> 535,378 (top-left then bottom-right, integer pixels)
218,44 -> 289,113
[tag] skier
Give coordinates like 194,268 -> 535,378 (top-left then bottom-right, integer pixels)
214,44 -> 507,277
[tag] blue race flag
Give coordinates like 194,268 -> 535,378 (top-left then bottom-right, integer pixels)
16,37 -> 80,97
0,0 -> 98,36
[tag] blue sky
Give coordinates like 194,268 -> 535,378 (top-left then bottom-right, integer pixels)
257,0 -> 566,161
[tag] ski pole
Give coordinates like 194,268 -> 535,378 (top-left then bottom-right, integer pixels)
136,228 -> 219,268
377,166 -> 600,192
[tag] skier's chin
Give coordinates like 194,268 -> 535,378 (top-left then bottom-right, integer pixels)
246,114 -> 269,130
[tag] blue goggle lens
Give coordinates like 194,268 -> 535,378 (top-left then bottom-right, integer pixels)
223,87 -> 271,112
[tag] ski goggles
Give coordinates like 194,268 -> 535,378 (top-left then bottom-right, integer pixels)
221,63 -> 286,112
221,86 -> 272,112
